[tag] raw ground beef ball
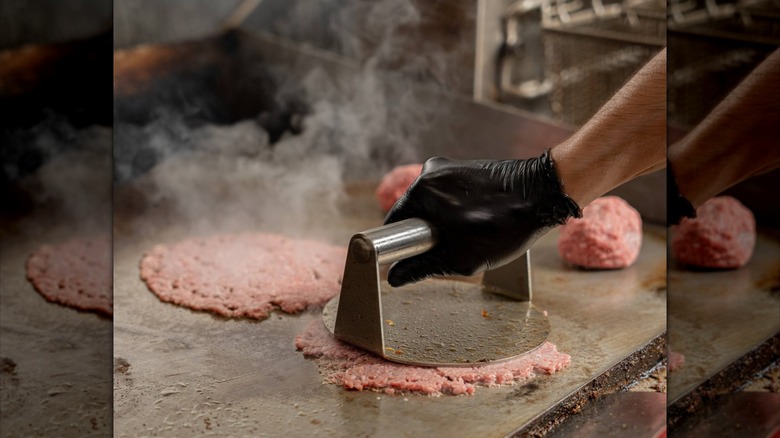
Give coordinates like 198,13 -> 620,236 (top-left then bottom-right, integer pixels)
295,321 -> 571,396
26,235 -> 112,316
671,196 -> 755,269
139,233 -> 346,319
375,164 -> 423,212
557,196 -> 642,269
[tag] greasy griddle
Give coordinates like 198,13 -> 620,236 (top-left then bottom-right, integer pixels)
0,224 -> 112,436
667,232 -> 780,411
112,183 -> 665,437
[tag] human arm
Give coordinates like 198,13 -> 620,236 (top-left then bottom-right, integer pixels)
667,48 -> 780,211
551,48 -> 667,206
384,49 -> 667,286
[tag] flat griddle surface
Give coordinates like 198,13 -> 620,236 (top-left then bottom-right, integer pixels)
0,226 -> 112,437
668,232 -> 780,404
113,184 -> 666,437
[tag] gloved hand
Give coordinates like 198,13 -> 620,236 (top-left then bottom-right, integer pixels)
667,160 -> 696,225
384,149 -> 582,287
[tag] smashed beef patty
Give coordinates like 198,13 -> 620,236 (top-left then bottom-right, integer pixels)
295,320 -> 571,396
140,233 -> 346,319
26,235 -> 112,316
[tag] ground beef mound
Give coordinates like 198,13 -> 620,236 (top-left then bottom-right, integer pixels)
140,233 -> 347,319
375,164 -> 423,212
557,196 -> 642,269
295,320 -> 571,396
26,235 -> 112,316
671,196 -> 755,269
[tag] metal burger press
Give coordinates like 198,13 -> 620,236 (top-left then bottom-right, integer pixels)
322,218 -> 550,367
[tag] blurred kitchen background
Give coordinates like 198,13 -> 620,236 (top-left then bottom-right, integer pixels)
111,0 -> 666,127
4,0 -> 779,230
106,0 -> 672,235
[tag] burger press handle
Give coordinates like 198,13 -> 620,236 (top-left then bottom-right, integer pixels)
334,218 -> 533,359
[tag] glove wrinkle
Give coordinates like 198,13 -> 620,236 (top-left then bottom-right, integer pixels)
385,149 -> 583,286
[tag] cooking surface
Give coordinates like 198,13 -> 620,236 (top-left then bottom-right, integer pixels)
667,232 -> 780,403
0,225 -> 112,437
322,282 -> 551,367
113,184 -> 665,436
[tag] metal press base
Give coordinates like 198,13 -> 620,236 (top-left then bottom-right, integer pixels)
324,218 -> 550,367
323,279 -> 551,367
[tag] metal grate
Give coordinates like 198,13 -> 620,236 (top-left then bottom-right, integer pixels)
667,0 -> 780,128
541,0 -> 666,126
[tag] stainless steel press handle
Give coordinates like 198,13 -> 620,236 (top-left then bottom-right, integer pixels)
349,218 -> 436,265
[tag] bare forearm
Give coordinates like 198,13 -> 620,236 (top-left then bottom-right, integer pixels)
668,48 -> 780,207
551,49 -> 667,206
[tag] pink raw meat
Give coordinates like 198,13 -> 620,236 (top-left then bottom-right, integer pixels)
668,350 -> 685,372
671,196 -> 755,269
295,320 -> 571,396
26,235 -> 112,316
375,164 -> 423,212
140,233 -> 347,319
557,196 -> 642,269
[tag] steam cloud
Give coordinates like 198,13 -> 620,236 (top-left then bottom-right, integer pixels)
3,118 -> 112,236
114,0 -> 466,241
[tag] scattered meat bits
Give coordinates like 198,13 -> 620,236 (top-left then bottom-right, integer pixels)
668,350 -> 685,372
295,320 -> 571,396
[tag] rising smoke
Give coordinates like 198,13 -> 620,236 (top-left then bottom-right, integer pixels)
114,0 -> 469,241
2,116 -> 112,236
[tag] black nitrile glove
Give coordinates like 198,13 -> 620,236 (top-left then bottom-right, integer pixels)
384,149 -> 582,287
667,160 -> 696,225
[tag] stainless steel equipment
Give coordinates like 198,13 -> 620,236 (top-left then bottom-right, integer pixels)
323,218 -> 550,367
667,233 -> 780,426
668,0 -> 780,128
476,0 -> 665,126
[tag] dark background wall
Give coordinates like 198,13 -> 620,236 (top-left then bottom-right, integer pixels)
111,0 -> 477,96
0,0 -> 111,48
